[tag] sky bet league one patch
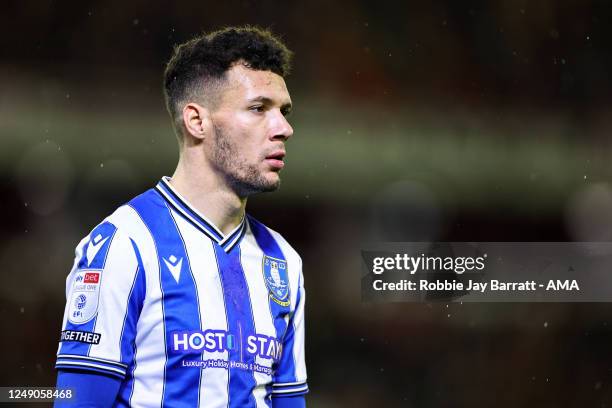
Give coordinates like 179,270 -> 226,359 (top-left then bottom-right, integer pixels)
262,255 -> 290,307
67,270 -> 101,324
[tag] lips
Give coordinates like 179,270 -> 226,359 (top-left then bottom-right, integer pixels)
265,150 -> 286,170
265,150 -> 285,160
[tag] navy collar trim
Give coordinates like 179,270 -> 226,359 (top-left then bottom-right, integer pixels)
155,177 -> 246,252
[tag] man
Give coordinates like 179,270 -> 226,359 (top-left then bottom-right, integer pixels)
55,26 -> 307,407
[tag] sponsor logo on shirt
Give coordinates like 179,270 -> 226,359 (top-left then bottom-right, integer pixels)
170,330 -> 283,361
86,233 -> 110,267
84,272 -> 100,284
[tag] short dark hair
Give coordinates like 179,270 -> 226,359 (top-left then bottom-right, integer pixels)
163,26 -> 293,138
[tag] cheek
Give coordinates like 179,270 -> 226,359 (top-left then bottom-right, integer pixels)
233,125 -> 264,160
226,130 -> 260,164
215,114 -> 264,161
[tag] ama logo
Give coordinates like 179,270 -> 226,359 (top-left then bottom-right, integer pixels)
263,255 -> 290,307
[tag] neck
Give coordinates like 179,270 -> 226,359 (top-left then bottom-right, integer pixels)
169,155 -> 247,235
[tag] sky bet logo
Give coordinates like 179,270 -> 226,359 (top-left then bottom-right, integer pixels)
84,272 -> 100,284
171,330 -> 282,361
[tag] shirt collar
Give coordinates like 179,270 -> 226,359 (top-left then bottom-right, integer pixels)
155,176 -> 246,252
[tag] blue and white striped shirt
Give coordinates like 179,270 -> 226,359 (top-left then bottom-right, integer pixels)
56,177 -> 308,407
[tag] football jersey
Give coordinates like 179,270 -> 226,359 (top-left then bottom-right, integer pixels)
56,177 -> 308,407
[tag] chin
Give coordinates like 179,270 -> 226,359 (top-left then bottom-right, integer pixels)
258,172 -> 281,192
233,173 -> 280,196
260,177 -> 281,192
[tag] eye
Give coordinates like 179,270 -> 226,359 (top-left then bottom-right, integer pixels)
249,105 -> 265,113
281,107 -> 292,117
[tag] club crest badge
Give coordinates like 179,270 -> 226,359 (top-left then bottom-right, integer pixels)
262,255 -> 290,307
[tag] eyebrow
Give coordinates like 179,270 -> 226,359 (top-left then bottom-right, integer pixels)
248,96 -> 292,111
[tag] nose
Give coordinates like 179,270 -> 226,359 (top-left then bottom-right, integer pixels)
270,110 -> 293,141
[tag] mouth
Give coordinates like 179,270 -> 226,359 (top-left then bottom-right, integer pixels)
264,150 -> 286,170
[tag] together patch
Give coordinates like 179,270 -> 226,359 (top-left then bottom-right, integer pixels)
60,330 -> 102,344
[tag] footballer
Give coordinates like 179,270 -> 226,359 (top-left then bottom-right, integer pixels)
54,26 -> 307,408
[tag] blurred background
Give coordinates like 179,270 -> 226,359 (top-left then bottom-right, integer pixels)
2,0 -> 612,406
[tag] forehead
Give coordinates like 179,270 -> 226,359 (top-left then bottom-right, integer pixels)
219,63 -> 291,105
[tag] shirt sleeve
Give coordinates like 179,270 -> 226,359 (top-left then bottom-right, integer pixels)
271,395 -> 306,408
54,370 -> 121,408
272,260 -> 308,397
55,221 -> 146,380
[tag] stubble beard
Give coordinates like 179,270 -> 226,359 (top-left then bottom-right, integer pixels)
211,123 -> 280,197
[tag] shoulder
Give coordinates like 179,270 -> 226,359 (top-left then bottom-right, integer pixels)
104,188 -> 166,239
269,228 -> 302,267
247,215 -> 303,271
77,189 -> 161,258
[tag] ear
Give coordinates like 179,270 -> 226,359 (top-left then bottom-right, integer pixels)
182,102 -> 211,141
